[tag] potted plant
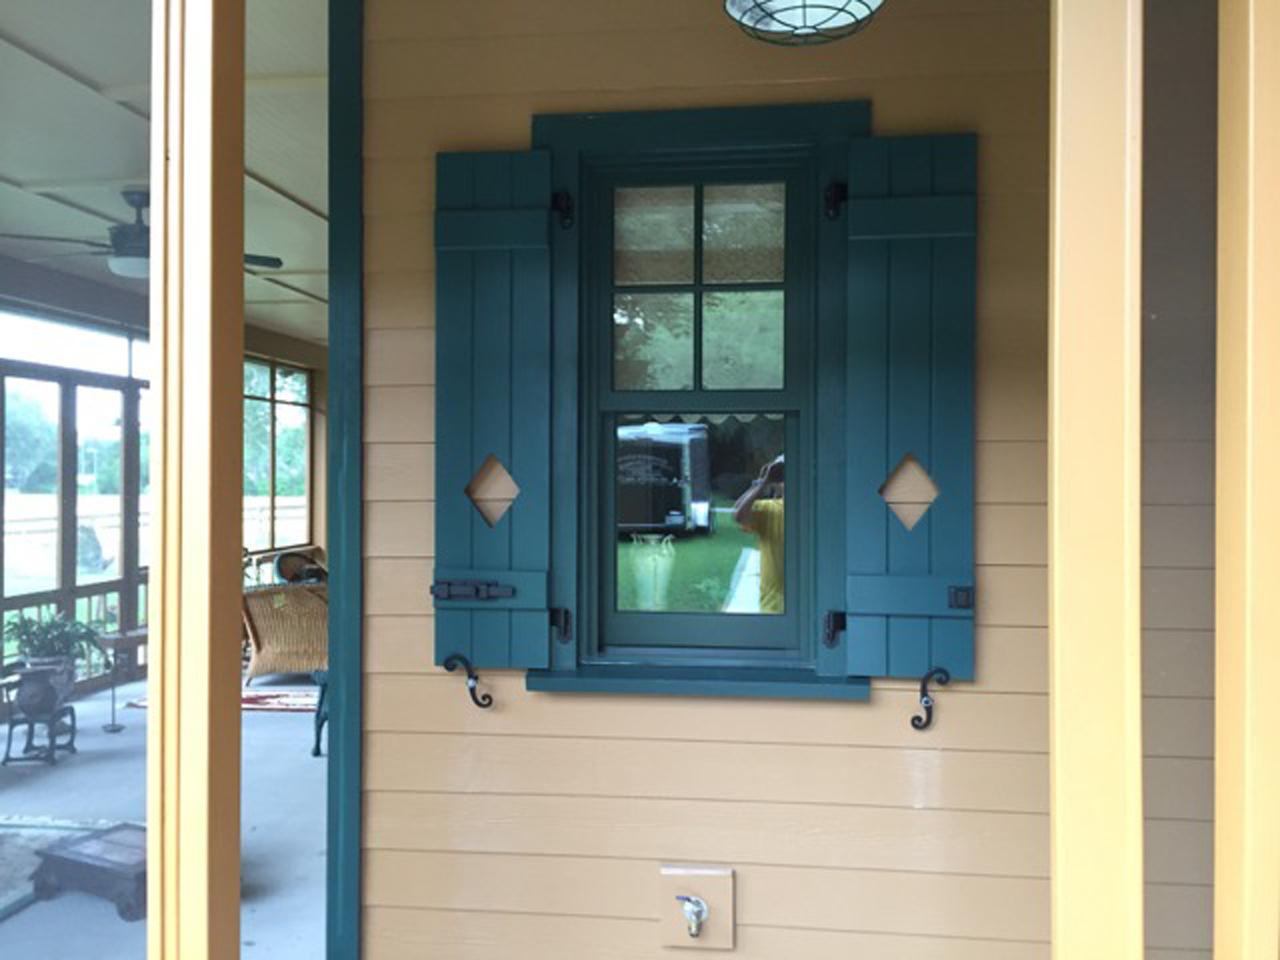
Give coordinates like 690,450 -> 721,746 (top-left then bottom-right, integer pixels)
4,615 -> 104,717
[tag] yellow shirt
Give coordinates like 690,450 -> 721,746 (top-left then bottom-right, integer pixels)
751,499 -> 785,614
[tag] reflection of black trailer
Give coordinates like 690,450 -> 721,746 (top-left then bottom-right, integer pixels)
616,422 -> 712,535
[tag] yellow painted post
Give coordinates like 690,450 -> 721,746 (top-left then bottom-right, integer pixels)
1049,2 -> 1145,958
1216,1 -> 1280,956
148,0 -> 245,956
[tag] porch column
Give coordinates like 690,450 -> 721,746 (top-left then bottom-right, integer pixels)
1048,2 -> 1145,958
148,0 -> 245,956
1215,1 -> 1280,956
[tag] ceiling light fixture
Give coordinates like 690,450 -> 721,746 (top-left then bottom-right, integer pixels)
724,0 -> 887,46
107,255 -> 150,280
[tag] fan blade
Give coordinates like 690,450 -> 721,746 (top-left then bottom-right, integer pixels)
0,233 -> 111,249
27,250 -> 112,263
244,253 -> 283,269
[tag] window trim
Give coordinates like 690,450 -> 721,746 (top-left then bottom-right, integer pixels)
530,101 -> 873,699
243,356 -> 315,554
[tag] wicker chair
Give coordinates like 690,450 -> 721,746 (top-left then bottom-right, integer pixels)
241,583 -> 329,684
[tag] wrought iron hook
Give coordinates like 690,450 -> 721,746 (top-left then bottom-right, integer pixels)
442,654 -> 494,709
911,667 -> 951,731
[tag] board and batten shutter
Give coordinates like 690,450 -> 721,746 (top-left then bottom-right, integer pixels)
432,150 -> 553,669
842,135 -> 978,681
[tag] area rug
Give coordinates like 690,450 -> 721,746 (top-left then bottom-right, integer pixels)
0,817 -> 115,921
127,688 -> 318,713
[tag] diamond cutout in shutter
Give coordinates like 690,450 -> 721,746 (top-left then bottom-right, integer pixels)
465,454 -> 520,528
879,454 -> 939,531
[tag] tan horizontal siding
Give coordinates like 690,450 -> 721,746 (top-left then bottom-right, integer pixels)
364,851 -> 1050,942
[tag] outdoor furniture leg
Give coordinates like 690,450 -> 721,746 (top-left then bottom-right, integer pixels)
312,669 -> 328,757
2,719 -> 20,765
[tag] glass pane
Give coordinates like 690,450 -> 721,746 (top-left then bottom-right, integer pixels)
702,182 -> 786,284
702,291 -> 785,390
76,387 -> 124,586
615,413 -> 786,614
614,186 -> 695,285
4,378 -> 61,596
273,403 -> 310,547
139,388 -> 152,569
0,310 -> 129,376
244,397 -> 272,551
613,293 -> 694,391
130,337 -> 151,381
244,359 -> 271,399
275,365 -> 309,404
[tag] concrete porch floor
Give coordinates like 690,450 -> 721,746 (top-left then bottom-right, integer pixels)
0,676 -> 326,959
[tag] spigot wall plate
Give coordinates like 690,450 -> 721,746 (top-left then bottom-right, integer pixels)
659,864 -> 735,950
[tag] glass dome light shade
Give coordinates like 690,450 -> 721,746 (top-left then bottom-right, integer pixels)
724,0 -> 887,46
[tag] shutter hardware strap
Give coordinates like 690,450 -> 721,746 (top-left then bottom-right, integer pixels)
431,580 -> 515,601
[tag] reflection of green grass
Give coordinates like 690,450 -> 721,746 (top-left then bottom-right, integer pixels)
617,521 -> 753,613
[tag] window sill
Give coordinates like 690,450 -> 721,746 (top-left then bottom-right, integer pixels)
526,666 -> 870,702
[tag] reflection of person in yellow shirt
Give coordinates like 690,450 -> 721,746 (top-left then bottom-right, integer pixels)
733,455 -> 785,613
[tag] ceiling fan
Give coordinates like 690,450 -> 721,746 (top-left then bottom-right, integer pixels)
0,188 -> 284,279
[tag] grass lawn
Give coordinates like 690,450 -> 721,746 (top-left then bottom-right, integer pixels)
617,519 -> 755,613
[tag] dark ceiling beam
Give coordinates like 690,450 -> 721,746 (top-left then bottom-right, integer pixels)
0,252 -> 147,332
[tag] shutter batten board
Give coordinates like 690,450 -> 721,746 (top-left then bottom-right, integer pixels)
434,150 -> 554,669
844,134 -> 978,682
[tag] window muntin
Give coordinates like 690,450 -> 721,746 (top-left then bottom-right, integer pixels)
242,358 -> 313,553
589,163 -> 811,664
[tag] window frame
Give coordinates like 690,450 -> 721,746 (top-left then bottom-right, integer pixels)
530,102 -> 872,697
242,357 -> 314,554
583,155 -> 817,668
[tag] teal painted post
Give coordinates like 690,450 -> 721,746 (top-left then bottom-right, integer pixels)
844,135 -> 978,682
326,0 -> 363,954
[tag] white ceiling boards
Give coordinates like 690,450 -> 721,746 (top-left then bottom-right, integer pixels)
0,0 -> 329,343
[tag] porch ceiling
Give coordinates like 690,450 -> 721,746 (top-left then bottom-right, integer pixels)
0,0 -> 329,344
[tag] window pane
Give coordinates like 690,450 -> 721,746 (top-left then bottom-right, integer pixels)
702,290 -> 785,390
0,311 -> 129,376
275,365 -> 309,404
76,387 -> 124,586
702,182 -> 785,284
244,397 -> 272,551
614,186 -> 695,285
139,388 -> 152,569
615,414 -> 786,614
613,293 -> 694,391
244,359 -> 271,399
131,337 -> 152,381
4,378 -> 61,596
273,402 -> 310,547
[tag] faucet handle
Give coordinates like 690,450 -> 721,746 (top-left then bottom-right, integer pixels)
675,894 -> 709,938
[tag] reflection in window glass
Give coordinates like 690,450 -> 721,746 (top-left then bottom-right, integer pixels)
244,359 -> 271,398
273,403 -> 310,547
3,378 -> 61,597
616,414 -> 785,614
76,387 -> 124,586
702,290 -> 785,390
614,186 -> 695,285
613,293 -> 694,391
275,365 -> 309,404
244,397 -> 272,551
702,182 -> 786,284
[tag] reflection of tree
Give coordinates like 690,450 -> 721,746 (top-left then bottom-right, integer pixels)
614,295 -> 693,390
5,392 -> 58,492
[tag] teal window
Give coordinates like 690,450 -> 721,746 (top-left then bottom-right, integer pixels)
431,103 -> 979,702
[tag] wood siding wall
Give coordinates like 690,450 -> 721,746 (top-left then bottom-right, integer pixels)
358,2 -> 1203,955
1141,2 -> 1218,956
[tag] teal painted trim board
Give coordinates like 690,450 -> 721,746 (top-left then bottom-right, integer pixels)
527,667 -> 871,701
326,0 -> 363,954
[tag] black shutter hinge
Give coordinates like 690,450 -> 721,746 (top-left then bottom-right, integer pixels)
947,585 -> 975,610
551,191 -> 575,230
822,610 -> 847,648
550,607 -> 573,644
430,580 -> 516,602
823,181 -> 849,221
